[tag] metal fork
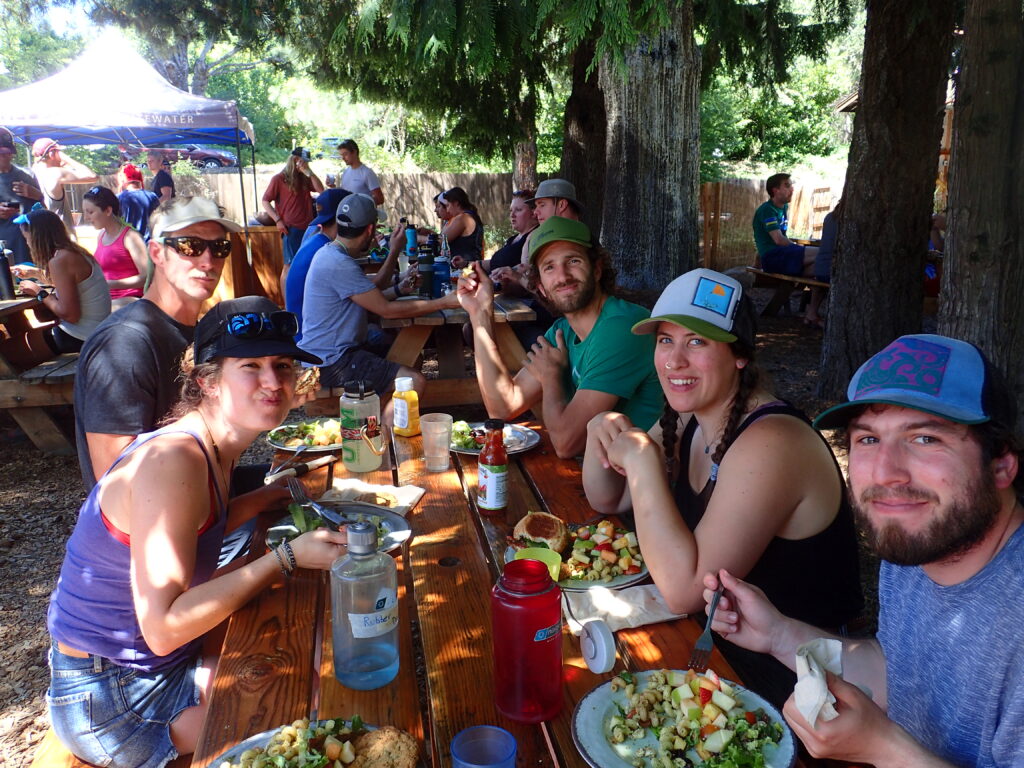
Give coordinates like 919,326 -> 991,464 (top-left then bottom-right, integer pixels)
286,477 -> 349,528
687,585 -> 725,671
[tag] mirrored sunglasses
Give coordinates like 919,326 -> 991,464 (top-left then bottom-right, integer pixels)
223,311 -> 298,340
161,236 -> 232,260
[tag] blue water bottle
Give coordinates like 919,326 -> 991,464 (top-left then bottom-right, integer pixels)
404,220 -> 418,260
330,522 -> 400,689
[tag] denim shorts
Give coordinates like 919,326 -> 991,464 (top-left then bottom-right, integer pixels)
47,641 -> 201,768
761,243 -> 806,276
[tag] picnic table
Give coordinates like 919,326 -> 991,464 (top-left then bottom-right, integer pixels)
0,297 -> 77,454
190,422 -> 818,768
379,295 -> 536,408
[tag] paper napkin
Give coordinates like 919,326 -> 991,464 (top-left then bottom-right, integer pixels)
794,638 -> 843,728
320,478 -> 425,517
562,585 -> 686,636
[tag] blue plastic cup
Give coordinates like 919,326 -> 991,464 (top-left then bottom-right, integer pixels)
451,725 -> 516,768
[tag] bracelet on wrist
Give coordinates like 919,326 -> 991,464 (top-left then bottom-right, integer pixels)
273,546 -> 292,577
282,541 -> 297,572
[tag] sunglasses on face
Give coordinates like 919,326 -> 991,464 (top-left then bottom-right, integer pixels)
161,236 -> 232,260
223,311 -> 299,340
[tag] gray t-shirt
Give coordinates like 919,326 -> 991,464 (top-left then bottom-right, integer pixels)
340,164 -> 381,197
877,523 -> 1024,766
74,299 -> 193,488
0,165 -> 38,264
298,241 -> 375,367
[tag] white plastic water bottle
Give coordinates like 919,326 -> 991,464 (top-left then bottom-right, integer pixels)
330,522 -> 400,690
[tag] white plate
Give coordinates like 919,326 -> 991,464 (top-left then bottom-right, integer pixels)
211,718 -> 374,765
267,418 -> 343,453
504,546 -> 649,592
450,422 -> 541,455
572,670 -> 795,768
269,503 -> 411,554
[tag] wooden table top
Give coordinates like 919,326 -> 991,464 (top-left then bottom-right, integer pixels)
0,296 -> 37,319
381,294 -> 536,329
191,425 -> 793,768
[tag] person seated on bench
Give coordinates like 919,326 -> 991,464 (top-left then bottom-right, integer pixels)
45,298 -> 347,768
582,268 -> 862,708
805,198 -> 841,328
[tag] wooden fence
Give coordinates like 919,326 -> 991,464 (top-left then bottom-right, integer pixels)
700,178 -> 838,273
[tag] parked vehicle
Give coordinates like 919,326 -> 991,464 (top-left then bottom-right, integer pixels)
119,144 -> 238,169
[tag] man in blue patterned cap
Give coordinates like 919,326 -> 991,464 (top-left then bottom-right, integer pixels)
700,334 -> 1024,767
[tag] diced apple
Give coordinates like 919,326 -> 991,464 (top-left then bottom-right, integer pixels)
324,736 -> 344,760
719,680 -> 733,695
618,554 -> 633,570
705,669 -> 721,687
689,679 -> 701,695
571,551 -> 591,564
612,537 -> 630,550
702,729 -> 734,753
698,677 -> 718,691
712,713 -> 728,729
591,533 -> 611,545
711,690 -> 736,711
687,707 -> 702,723
702,702 -> 723,721
340,740 -> 356,764
669,671 -> 689,687
625,531 -> 638,547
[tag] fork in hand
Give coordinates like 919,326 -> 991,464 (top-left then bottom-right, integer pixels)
286,477 -> 348,528
687,585 -> 725,671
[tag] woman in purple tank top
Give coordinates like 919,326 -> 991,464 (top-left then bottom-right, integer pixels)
581,269 -> 862,706
46,297 -> 344,768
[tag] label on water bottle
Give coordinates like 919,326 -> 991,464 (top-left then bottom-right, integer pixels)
394,398 -> 409,429
533,621 -> 561,642
477,463 -> 508,510
348,590 -> 399,638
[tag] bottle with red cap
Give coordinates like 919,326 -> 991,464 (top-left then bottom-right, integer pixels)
491,558 -> 563,722
477,419 -> 507,514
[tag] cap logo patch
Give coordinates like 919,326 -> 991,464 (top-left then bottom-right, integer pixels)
855,337 -> 950,397
692,277 -> 734,318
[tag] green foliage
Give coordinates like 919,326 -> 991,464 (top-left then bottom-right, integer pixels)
0,18 -> 82,90
206,63 -> 309,161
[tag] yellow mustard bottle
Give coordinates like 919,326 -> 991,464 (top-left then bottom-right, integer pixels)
392,376 -> 421,436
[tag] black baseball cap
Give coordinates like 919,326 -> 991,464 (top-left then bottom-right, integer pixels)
194,296 -> 322,365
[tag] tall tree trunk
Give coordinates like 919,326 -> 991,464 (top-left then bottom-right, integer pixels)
818,0 -> 956,399
513,88 -> 539,192
560,38 -> 607,234
150,38 -> 191,92
597,1 -> 700,290
939,0 -> 1024,424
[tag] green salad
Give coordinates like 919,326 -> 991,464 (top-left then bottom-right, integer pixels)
218,716 -> 367,768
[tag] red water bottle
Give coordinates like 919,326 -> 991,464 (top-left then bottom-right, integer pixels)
491,558 -> 563,722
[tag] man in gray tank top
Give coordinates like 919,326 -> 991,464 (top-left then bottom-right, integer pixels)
700,334 -> 1024,767
31,138 -> 97,229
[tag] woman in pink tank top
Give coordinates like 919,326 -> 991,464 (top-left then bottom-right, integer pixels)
83,185 -> 149,308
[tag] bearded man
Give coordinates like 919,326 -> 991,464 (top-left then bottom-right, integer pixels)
458,216 -> 662,457
700,334 -> 1024,767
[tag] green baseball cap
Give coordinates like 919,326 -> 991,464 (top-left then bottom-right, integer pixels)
528,216 -> 592,264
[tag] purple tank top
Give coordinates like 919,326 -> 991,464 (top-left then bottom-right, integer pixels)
47,428 -> 227,672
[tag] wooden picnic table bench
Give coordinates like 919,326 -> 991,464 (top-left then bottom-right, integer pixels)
745,266 -> 829,317
0,298 -> 77,455
187,423 -> 839,768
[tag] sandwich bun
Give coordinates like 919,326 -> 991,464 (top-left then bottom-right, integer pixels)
512,511 -> 570,554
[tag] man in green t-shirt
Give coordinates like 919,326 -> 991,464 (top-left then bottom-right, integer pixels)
458,217 -> 663,458
752,173 -> 825,326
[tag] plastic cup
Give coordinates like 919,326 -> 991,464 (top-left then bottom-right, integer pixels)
451,725 -> 516,768
421,413 -> 453,472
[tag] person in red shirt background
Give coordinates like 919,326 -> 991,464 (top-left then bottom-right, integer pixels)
262,147 -> 324,298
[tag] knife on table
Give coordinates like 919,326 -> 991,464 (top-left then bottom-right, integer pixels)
264,454 -> 337,485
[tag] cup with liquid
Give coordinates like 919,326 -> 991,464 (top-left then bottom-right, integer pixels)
420,413 -> 454,472
451,725 -> 516,768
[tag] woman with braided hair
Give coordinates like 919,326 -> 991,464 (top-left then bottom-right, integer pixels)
583,268 -> 862,707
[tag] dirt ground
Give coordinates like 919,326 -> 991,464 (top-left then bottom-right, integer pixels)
0,288 -> 872,768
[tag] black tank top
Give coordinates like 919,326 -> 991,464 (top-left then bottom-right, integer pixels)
674,403 -> 863,628
449,210 -> 484,261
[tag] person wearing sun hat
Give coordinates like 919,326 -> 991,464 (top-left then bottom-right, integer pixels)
46,296 -> 343,768
457,215 -> 662,458
0,126 -> 42,264
31,137 -> 98,228
697,333 -> 1024,766
583,266 -> 863,708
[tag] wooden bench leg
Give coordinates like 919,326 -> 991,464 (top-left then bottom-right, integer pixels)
386,326 -> 433,368
433,325 -> 467,379
762,282 -> 795,316
7,408 -> 75,455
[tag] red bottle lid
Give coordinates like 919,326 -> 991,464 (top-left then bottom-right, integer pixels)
499,558 -> 554,595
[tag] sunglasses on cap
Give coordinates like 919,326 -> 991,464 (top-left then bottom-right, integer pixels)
222,311 -> 299,340
161,236 -> 232,260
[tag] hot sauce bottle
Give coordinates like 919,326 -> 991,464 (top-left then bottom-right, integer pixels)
477,419 -> 508,514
